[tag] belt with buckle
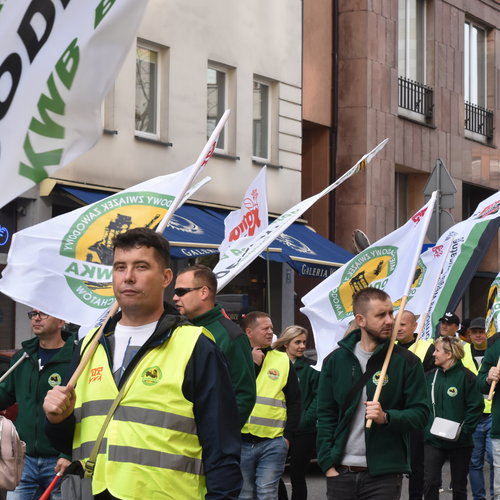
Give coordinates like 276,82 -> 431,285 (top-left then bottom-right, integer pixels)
338,465 -> 368,473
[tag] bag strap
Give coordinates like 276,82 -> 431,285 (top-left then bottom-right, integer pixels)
83,382 -> 128,478
333,362 -> 380,440
430,369 -> 439,418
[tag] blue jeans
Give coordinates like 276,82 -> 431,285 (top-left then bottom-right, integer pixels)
7,456 -> 61,500
239,437 -> 288,500
470,414 -> 494,500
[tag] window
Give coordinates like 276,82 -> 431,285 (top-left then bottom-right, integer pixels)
464,22 -> 493,139
207,67 -> 226,149
253,80 -> 270,159
135,45 -> 159,137
398,0 -> 426,83
464,22 -> 486,107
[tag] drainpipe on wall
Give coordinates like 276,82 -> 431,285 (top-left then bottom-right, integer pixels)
329,0 -> 339,242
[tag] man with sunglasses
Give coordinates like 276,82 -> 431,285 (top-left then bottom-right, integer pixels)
0,310 -> 74,500
173,264 -> 256,428
43,228 -> 242,500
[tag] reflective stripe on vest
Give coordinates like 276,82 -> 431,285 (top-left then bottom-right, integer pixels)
462,343 -> 491,414
72,324 -> 210,499
242,350 -> 290,438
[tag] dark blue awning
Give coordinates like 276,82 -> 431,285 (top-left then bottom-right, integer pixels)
60,186 -> 353,275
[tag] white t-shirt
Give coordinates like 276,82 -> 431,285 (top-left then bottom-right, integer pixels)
111,321 -> 157,382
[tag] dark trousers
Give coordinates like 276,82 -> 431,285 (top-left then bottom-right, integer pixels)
278,433 -> 316,500
423,444 -> 473,500
409,429 -> 425,499
326,471 -> 402,500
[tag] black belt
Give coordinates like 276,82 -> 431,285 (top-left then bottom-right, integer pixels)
338,465 -> 368,473
241,433 -> 271,444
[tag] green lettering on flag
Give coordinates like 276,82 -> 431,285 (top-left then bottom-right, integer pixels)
95,0 -> 116,28
19,134 -> 63,183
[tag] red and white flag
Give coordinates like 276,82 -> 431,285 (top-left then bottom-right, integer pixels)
219,166 -> 268,255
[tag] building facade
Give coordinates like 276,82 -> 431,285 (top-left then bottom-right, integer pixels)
0,0 -> 304,346
301,0 -> 500,323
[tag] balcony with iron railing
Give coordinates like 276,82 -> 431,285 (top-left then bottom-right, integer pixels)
398,76 -> 434,122
464,101 -> 494,140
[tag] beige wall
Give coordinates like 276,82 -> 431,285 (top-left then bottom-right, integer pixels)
55,0 -> 303,215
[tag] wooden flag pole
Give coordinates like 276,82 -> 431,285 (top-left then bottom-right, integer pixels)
366,295 -> 408,428
488,359 -> 500,401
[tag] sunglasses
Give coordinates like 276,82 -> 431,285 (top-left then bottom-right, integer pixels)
27,311 -> 49,320
174,286 -> 204,297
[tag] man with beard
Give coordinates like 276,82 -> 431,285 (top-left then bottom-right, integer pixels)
316,287 -> 430,500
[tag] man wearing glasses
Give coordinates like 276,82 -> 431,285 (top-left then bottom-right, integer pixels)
173,264 -> 256,428
0,310 -> 74,499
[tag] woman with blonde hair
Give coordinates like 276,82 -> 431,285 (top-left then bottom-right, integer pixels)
274,325 -> 319,500
423,336 -> 484,499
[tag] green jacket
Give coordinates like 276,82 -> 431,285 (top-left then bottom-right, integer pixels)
293,356 -> 319,435
477,340 -> 500,438
424,361 -> 483,449
316,329 -> 429,475
191,304 -> 256,428
0,335 -> 75,457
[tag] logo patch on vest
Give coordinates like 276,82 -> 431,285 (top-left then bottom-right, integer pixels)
48,373 -> 62,387
447,387 -> 458,397
142,366 -> 162,386
88,367 -> 103,384
372,371 -> 388,386
267,368 -> 280,380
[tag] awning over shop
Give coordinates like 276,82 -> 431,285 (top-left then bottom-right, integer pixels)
60,186 -> 353,276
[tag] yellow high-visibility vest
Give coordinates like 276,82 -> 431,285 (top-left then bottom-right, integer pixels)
242,350 -> 290,438
462,343 -> 491,414
73,324 -> 213,499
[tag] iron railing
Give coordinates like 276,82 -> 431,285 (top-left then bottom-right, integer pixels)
398,76 -> 433,120
465,101 -> 494,139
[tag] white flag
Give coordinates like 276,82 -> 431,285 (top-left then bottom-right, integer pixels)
219,166 -> 268,255
301,196 -> 436,369
213,139 -> 389,291
0,0 -> 149,208
409,191 -> 500,339
0,165 -> 196,326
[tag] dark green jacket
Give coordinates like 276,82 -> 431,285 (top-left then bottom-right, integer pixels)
0,334 -> 75,457
316,329 -> 429,475
293,356 -> 319,435
191,304 -> 256,428
424,361 -> 483,449
477,340 -> 500,438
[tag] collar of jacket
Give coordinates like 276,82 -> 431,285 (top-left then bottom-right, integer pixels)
338,328 -> 390,357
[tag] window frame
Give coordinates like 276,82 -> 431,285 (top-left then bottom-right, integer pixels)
207,64 -> 228,152
464,20 -> 487,108
398,0 -> 426,84
135,41 -> 162,140
252,78 -> 272,162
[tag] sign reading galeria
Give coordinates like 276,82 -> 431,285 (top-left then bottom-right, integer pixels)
0,0 -> 149,208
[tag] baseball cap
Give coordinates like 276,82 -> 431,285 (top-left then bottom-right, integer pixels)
439,311 -> 460,325
468,317 -> 486,330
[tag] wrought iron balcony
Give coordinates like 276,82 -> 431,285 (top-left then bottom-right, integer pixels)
464,101 -> 494,139
398,76 -> 434,121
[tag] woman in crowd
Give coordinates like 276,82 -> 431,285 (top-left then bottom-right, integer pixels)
274,325 -> 319,500
423,336 -> 484,499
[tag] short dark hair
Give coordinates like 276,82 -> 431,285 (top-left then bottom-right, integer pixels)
113,228 -> 170,268
241,311 -> 271,332
352,287 -> 391,316
178,264 -> 217,297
